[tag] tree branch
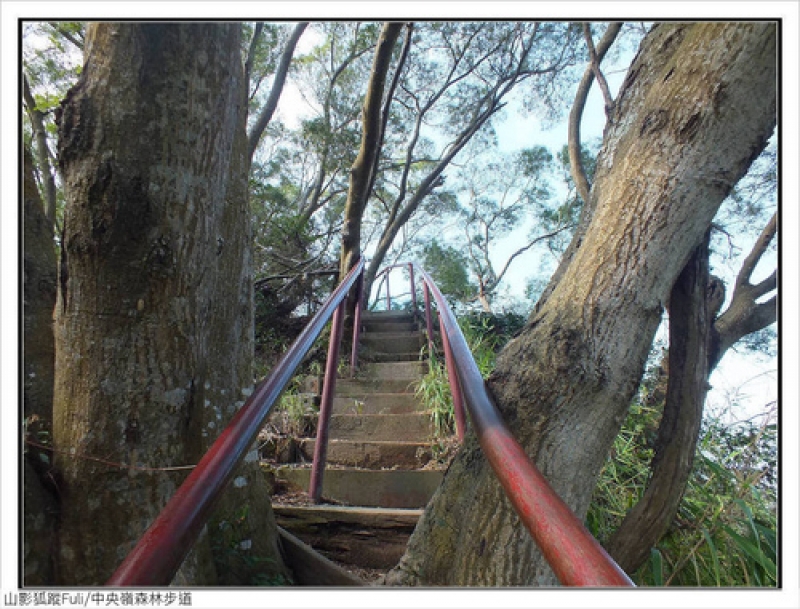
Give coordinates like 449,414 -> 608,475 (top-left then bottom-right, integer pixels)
22,73 -> 57,224
364,23 -> 414,219
247,22 -> 309,163
582,23 -> 616,116
490,224 -> 576,291
244,22 -> 264,84
568,22 -> 622,207
711,212 -> 778,368
735,211 -> 777,290
51,23 -> 84,51
339,22 -> 405,276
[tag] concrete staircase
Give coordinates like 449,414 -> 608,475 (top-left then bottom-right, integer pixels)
272,310 -> 447,571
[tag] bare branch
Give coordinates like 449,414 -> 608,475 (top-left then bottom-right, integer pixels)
711,213 -> 778,367
247,22 -> 309,163
751,269 -> 777,299
490,224 -> 577,291
582,24 -> 616,116
568,22 -> 623,207
736,211 -> 777,290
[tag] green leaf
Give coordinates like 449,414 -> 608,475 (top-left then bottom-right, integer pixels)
650,547 -> 664,586
722,525 -> 777,582
701,527 -> 722,586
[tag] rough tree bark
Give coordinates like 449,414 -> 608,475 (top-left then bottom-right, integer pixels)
52,23 -> 288,585
386,22 -> 776,586
22,145 -> 59,585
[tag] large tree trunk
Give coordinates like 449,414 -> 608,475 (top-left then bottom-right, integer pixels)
386,22 -> 776,586
23,145 -> 59,585
52,23 -> 288,586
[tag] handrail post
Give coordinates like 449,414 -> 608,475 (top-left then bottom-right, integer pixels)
350,271 -> 364,378
408,263 -> 417,312
385,269 -> 391,311
309,298 -> 347,503
439,314 -> 466,441
422,282 -> 435,364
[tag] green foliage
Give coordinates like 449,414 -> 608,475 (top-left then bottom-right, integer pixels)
422,240 -> 476,305
585,399 -> 659,540
23,22 -> 85,229
414,312 -> 525,437
274,379 -> 318,437
414,357 -> 455,438
587,391 -> 778,587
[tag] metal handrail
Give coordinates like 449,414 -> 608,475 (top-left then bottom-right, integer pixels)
413,264 -> 634,587
107,258 -> 365,586
109,256 -> 632,587
334,262 -> 632,585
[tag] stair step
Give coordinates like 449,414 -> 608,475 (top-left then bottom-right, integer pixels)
358,350 -> 422,363
298,439 -> 433,469
336,378 -> 417,395
361,332 -> 423,356
329,413 -> 432,442
276,466 -> 444,508
275,506 -> 423,570
362,311 -> 416,323
333,393 -> 418,414
362,320 -> 419,334
275,504 -> 424,527
357,361 -> 425,381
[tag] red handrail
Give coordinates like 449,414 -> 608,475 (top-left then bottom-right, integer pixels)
108,256 -> 631,587
413,265 -> 633,587
308,296 -> 346,503
107,258 -> 365,586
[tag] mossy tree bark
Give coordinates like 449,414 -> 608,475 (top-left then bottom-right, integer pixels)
52,23 -> 288,585
387,22 -> 776,586
339,22 -> 405,279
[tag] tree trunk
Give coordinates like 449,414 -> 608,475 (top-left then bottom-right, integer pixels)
52,23 -> 288,586
386,22 -> 776,586
606,210 -> 777,573
339,22 -> 404,278
604,233 -> 716,573
23,145 -> 59,585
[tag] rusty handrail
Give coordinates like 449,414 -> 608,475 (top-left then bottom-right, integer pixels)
107,258 -> 365,586
413,264 -> 633,586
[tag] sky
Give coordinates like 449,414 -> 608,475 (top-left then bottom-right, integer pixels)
3,2 -> 799,607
